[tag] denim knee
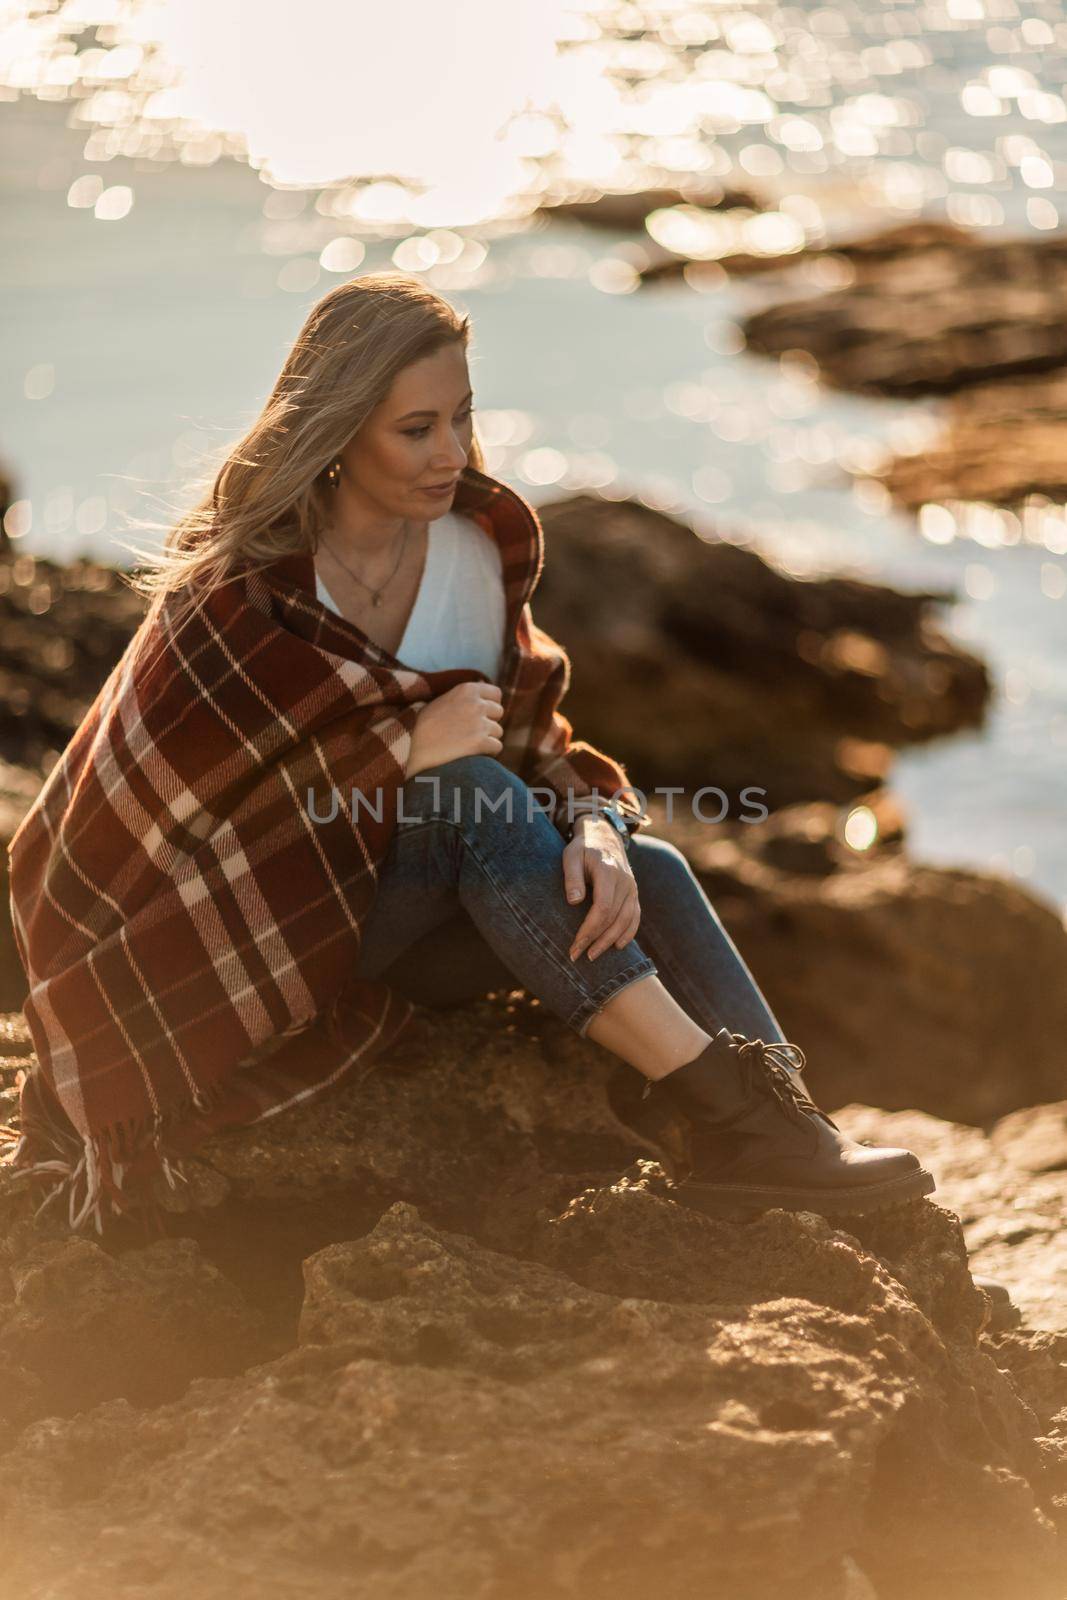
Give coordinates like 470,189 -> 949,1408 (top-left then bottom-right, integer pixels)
627,832 -> 696,889
401,755 -> 551,836
430,754 -> 517,794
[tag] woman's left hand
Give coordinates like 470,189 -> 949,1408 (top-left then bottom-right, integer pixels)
563,818 -> 641,961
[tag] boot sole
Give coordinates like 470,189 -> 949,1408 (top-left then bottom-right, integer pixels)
668,1164 -> 937,1217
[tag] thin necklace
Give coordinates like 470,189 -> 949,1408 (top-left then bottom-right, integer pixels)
320,519 -> 410,609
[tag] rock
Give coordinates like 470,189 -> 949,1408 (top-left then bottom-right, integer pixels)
538,181 -> 764,231
0,548 -> 145,771
0,1193 -> 1061,1600
0,1222 -> 270,1432
149,995 -> 637,1232
0,1001 -> 1063,1597
0,760 -> 44,1010
990,1103 -> 1067,1177
0,455 -> 13,555
638,216 -> 971,285
986,1327 -> 1067,1439
831,1102 -> 1067,1338
535,493 -> 990,812
638,241 -> 792,285
739,221 -> 1067,399
831,1102 -> 1067,1526
670,808 -> 1067,1125
868,367 -> 1067,513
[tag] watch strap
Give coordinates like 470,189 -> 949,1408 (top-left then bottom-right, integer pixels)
563,798 -> 637,845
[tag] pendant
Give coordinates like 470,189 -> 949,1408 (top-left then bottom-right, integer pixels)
372,594 -> 382,607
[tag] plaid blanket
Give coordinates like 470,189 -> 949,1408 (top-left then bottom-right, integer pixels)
1,465 -> 649,1236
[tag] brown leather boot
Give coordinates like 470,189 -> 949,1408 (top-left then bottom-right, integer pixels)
641,1029 -> 936,1217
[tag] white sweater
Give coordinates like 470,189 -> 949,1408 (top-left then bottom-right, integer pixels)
315,510 -> 506,683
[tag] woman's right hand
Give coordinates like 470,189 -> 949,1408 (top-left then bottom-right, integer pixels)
406,681 -> 504,779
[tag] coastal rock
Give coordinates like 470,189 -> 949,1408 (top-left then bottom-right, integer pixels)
0,549 -> 144,771
0,760 -> 41,1010
740,222 -> 1067,399
538,180 -> 764,231
867,367 -> 1067,513
666,799 -> 1067,1125
637,216 -> 970,285
0,1003 -> 1063,1597
0,1220 -> 269,1432
0,456 -> 13,552
832,1101 -> 1067,1336
535,492 -> 990,810
639,216 -> 1067,512
0,1193 -> 1061,1600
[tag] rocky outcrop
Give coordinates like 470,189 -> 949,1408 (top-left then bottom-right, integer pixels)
0,1229 -> 270,1433
0,760 -> 41,1010
740,223 -> 1067,399
657,796 -> 1067,1126
538,180 -> 764,232
1,1196 -> 1062,1600
719,220 -> 1067,513
636,216 -> 970,285
0,549 -> 144,772
0,994 -> 1064,1600
833,1099 -> 1067,1336
535,493 -> 990,811
868,366 -> 1067,513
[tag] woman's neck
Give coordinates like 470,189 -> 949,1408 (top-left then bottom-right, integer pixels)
323,512 -> 412,563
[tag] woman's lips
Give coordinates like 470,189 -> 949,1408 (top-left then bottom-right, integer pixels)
421,481 -> 458,496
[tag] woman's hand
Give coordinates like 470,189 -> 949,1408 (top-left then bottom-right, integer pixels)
407,682 -> 504,778
564,816 -> 641,962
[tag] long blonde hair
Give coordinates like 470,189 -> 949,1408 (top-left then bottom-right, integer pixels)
117,271 -> 486,635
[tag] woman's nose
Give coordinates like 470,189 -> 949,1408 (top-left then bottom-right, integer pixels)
438,435 -> 469,469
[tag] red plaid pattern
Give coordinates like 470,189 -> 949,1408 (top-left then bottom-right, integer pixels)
1,465 -> 650,1234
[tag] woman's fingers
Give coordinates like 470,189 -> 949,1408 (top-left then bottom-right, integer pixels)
568,874 -> 620,960
613,904 -> 641,950
563,839 -> 588,906
569,864 -> 636,961
584,887 -> 639,960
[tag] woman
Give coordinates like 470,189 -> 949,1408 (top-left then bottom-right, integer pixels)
2,271 -> 936,1239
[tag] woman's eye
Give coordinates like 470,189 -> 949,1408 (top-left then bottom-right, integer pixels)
403,406 -> 474,440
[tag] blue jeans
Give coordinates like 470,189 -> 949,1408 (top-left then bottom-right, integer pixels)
353,755 -> 787,1046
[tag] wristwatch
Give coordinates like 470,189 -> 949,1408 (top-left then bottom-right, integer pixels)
564,799 -> 635,847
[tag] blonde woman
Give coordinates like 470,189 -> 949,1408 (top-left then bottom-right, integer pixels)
4,272 -> 936,1241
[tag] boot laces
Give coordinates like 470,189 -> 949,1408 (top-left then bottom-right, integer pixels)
731,1034 -> 839,1133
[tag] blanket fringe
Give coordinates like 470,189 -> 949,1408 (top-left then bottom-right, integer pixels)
0,1071 -> 232,1241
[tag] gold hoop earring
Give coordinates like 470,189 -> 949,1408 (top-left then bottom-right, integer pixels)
326,459 -> 341,489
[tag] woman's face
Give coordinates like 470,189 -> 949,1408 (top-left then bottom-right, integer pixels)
335,342 -> 475,521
